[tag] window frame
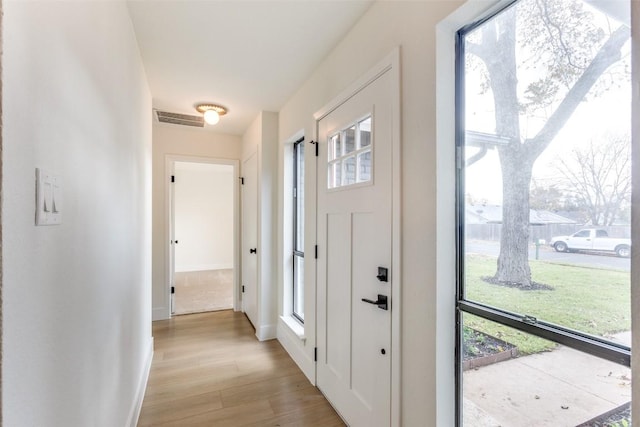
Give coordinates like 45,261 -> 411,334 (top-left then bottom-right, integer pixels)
292,137 -> 305,323
454,2 -> 631,423
327,115 -> 373,189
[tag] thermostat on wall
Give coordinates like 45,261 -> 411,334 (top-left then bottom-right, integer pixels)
35,168 -> 62,226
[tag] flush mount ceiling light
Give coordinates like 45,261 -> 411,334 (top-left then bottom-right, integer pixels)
195,103 -> 228,125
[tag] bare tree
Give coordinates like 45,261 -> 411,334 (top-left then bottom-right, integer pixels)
466,0 -> 629,286
529,180 -> 566,212
557,135 -> 631,225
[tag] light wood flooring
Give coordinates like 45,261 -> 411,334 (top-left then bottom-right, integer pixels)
138,310 -> 345,427
174,269 -> 234,315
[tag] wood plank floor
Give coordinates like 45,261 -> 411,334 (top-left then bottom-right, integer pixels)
138,310 -> 345,427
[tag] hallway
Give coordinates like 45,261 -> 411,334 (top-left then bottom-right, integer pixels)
138,311 -> 345,426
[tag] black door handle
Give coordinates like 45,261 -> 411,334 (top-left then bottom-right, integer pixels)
250,248 -> 257,254
361,294 -> 388,310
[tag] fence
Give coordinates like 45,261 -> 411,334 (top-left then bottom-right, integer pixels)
465,223 -> 631,243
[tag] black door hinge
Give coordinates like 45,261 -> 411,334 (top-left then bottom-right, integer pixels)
171,175 -> 175,183
171,286 -> 175,294
242,285 -> 245,293
314,347 -> 318,362
309,140 -> 318,157
240,177 -> 245,185
315,245 -> 318,259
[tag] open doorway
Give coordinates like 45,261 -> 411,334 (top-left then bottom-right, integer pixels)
171,160 -> 237,315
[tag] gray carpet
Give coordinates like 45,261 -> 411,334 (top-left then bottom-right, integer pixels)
174,269 -> 234,315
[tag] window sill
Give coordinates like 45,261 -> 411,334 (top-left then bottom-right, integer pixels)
280,315 -> 306,343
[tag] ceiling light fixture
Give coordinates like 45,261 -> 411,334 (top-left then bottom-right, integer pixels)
195,104 -> 228,125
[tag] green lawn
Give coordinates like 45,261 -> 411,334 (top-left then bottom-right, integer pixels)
464,254 -> 630,355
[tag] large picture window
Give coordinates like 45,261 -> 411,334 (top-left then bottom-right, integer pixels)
293,139 -> 305,322
456,0 -> 631,425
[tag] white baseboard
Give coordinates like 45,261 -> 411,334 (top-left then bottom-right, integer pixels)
175,263 -> 233,272
277,317 -> 314,384
256,323 -> 277,341
127,337 -> 154,427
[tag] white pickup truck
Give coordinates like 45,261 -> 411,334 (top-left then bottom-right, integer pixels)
550,229 -> 631,257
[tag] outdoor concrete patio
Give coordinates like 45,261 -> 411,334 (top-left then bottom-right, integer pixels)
463,332 -> 631,426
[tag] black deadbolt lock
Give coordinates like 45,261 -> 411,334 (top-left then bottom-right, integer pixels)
377,267 -> 388,282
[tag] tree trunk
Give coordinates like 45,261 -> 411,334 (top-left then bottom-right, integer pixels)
495,147 -> 534,286
480,9 -> 534,286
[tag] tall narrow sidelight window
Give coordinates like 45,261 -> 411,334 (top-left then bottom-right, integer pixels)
456,0 -> 631,425
293,139 -> 305,321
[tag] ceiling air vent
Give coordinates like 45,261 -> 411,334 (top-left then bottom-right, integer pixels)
155,110 -> 204,127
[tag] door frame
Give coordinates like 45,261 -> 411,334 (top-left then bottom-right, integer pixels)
313,47 -> 402,427
164,155 -> 241,316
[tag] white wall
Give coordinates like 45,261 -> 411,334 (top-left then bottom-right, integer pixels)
152,124 -> 241,320
260,112 -> 279,340
276,2 -> 466,425
3,2 -> 153,426
174,162 -> 234,272
242,111 -> 279,340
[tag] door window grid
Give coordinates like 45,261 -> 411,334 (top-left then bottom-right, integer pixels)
328,116 -> 372,189
292,139 -> 304,322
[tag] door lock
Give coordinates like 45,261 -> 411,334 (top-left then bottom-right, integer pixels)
377,267 -> 389,282
250,248 -> 257,254
361,294 -> 388,310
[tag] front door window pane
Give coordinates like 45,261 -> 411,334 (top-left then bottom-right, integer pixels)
345,125 -> 356,154
330,134 -> 341,161
343,155 -> 356,186
358,151 -> 371,183
329,161 -> 341,189
327,115 -> 373,189
359,117 -> 372,148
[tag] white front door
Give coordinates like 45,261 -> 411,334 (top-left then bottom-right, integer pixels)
317,69 -> 394,427
242,151 -> 259,327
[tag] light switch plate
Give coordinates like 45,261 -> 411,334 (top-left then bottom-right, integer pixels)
35,168 -> 62,226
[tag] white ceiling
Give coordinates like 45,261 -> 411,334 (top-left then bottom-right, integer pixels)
127,0 -> 374,136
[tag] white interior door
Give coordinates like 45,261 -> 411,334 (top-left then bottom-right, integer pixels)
242,151 -> 259,327
169,165 -> 176,315
317,69 -> 393,427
